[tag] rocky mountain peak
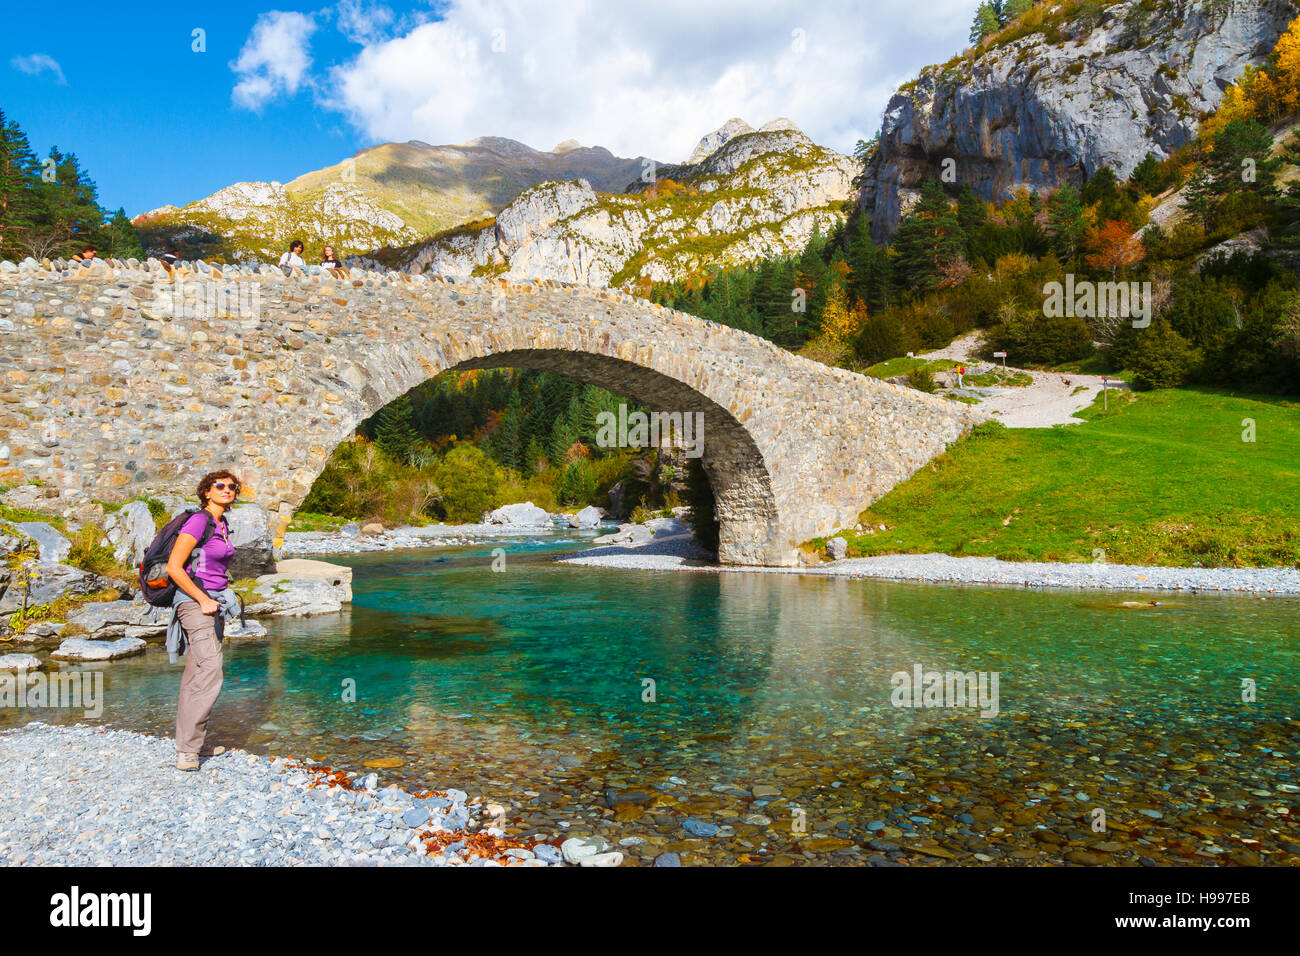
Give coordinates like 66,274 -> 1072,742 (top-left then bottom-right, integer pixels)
760,118 -> 802,134
686,118 -> 755,164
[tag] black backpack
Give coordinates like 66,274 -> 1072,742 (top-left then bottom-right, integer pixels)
138,509 -> 215,607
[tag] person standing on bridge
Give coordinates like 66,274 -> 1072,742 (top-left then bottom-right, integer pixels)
320,245 -> 342,269
166,470 -> 243,771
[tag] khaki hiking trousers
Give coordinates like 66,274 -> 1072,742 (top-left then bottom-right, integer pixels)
174,602 -> 224,754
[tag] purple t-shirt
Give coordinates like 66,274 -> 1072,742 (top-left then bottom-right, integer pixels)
179,512 -> 235,592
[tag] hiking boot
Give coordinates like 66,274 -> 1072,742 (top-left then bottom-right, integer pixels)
176,752 -> 200,772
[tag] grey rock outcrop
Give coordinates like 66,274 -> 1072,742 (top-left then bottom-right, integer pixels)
106,500 -> 157,566
51,637 -> 147,661
245,578 -> 346,617
66,600 -> 169,638
0,563 -> 100,615
860,0 -> 1298,241
13,522 -> 71,563
225,504 -> 277,578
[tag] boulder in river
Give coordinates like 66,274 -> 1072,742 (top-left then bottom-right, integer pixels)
592,523 -> 654,546
0,653 -> 42,671
568,505 -> 603,529
485,502 -> 550,527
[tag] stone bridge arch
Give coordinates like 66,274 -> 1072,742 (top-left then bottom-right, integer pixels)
0,259 -> 982,566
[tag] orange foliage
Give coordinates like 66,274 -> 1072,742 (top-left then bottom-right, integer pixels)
1085,220 -> 1145,278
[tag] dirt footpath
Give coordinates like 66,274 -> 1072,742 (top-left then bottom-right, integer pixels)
920,332 -> 1126,428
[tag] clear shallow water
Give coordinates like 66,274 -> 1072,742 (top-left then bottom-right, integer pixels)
5,535 -> 1298,865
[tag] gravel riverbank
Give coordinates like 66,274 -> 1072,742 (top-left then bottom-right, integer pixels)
0,722 -> 625,867
558,544 -> 1300,595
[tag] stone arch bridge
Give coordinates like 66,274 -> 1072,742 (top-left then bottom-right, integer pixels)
0,258 -> 981,566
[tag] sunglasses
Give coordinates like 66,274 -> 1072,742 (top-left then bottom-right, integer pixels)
212,482 -> 238,491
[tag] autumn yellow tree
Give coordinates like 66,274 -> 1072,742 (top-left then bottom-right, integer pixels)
1270,15 -> 1300,115
1202,15 -> 1300,140
818,282 -> 858,343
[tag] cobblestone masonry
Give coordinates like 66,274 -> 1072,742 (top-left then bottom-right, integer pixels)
0,258 -> 983,566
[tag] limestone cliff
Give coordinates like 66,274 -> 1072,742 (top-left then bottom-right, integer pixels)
860,0 -> 1298,241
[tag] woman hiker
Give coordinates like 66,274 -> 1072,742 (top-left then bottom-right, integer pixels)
166,470 -> 243,771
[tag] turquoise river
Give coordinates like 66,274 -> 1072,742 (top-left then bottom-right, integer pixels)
4,532 -> 1297,866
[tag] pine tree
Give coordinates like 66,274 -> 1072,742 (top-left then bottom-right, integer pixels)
492,389 -> 525,471
0,110 -> 40,260
1182,165 -> 1218,229
1207,119 -> 1280,199
1047,184 -> 1086,263
30,147 -> 104,259
104,207 -> 144,260
970,1 -> 1002,45
847,215 -> 893,314
374,395 -> 420,465
1003,0 -> 1034,23
891,181 -> 966,293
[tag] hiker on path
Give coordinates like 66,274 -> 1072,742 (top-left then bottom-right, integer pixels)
165,470 -> 242,771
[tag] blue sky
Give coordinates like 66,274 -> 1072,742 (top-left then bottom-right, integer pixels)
3,0 -> 973,217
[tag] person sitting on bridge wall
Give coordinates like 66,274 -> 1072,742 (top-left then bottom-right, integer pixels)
278,239 -> 306,274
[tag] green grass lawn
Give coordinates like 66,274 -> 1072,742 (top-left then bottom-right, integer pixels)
865,357 -> 958,379
965,369 -> 1033,388
823,387 -> 1300,567
285,511 -> 349,533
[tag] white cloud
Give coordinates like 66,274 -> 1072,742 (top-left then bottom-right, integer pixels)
325,0 -> 975,160
231,11 -> 319,110
11,53 -> 67,85
336,0 -> 396,44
